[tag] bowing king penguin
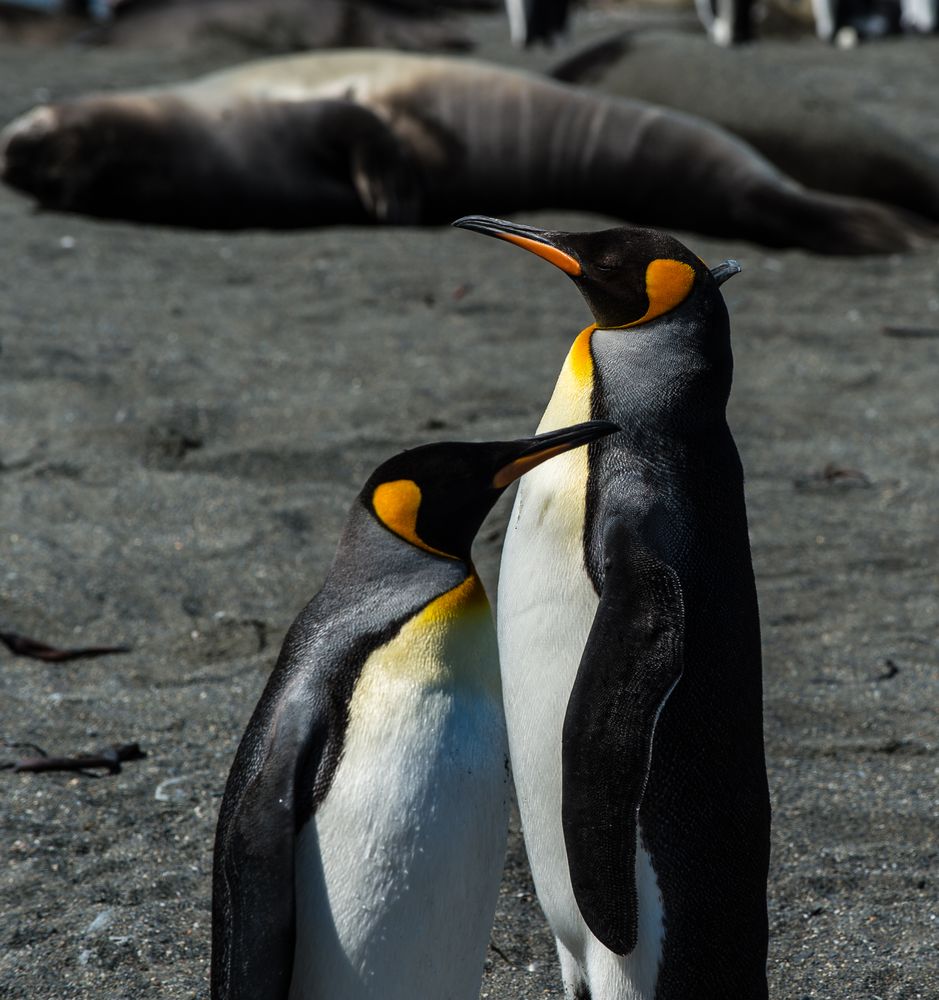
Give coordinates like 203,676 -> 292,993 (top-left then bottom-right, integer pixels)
211,420 -> 617,1000
455,217 -> 771,1000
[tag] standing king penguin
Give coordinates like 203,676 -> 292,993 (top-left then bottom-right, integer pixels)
455,216 -> 771,1000
211,420 -> 617,1000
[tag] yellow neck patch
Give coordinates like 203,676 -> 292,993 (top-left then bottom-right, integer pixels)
372,479 -> 453,559
417,571 -> 488,626
618,258 -> 696,329
349,569 -> 499,698
568,323 -> 598,385
536,322 -> 596,434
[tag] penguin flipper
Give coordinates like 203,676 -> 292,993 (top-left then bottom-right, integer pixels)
212,694 -> 328,1000
561,515 -> 684,956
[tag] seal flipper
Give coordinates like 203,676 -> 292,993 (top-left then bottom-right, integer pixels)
546,31 -> 631,84
561,515 -> 684,956
211,691 -> 328,1000
293,98 -> 423,225
349,128 -> 422,225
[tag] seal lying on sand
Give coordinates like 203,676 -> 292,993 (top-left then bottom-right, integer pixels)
1,49 -> 933,253
552,32 -> 939,222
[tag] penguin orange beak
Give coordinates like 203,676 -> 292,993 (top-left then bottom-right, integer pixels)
453,216 -> 583,277
491,420 -> 618,488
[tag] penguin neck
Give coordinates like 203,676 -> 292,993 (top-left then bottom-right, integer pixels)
351,557 -> 500,698
536,324 -> 597,434
327,502 -> 471,601
537,322 -> 732,458
590,322 -> 734,470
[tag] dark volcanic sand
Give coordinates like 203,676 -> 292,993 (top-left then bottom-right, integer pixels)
1,11 -> 937,1000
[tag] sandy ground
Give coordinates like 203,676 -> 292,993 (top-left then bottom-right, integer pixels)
0,8 -> 937,1000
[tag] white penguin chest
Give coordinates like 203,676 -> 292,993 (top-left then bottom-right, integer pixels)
498,447 -> 599,928
497,341 -> 665,993
290,578 -> 509,1000
498,344 -> 600,861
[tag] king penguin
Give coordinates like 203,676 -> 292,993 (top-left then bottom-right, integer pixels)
454,216 -> 771,1000
210,419 -> 617,1000
505,0 -> 570,45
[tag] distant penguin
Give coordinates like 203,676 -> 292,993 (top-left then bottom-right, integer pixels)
695,0 -> 936,44
455,216 -> 771,999
211,419 -> 617,1000
506,0 -> 570,45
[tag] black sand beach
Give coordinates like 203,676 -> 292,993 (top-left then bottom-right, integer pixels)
1,10 -> 937,999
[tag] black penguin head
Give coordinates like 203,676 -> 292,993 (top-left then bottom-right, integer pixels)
361,421 -> 618,562
454,216 -> 742,439
452,215 -> 739,331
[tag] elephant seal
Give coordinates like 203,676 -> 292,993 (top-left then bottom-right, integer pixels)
0,49 -> 933,253
551,31 -> 939,223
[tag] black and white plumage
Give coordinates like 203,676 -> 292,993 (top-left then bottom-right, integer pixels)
456,216 -> 771,1000
211,421 -> 617,1000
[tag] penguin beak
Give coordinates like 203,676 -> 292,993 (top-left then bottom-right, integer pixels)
492,420 -> 618,488
453,215 -> 583,277
710,259 -> 741,286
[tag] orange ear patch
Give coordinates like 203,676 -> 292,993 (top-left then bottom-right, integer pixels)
372,480 -> 452,558
372,479 -> 422,545
621,258 -> 696,329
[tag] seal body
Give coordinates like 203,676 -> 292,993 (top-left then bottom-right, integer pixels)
563,31 -> 939,221
1,49 -> 930,252
455,217 -> 770,999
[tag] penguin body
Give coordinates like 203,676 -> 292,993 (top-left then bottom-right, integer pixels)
455,217 -> 770,1000
497,442 -> 668,998
289,571 -> 505,999
211,422 -> 617,1000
